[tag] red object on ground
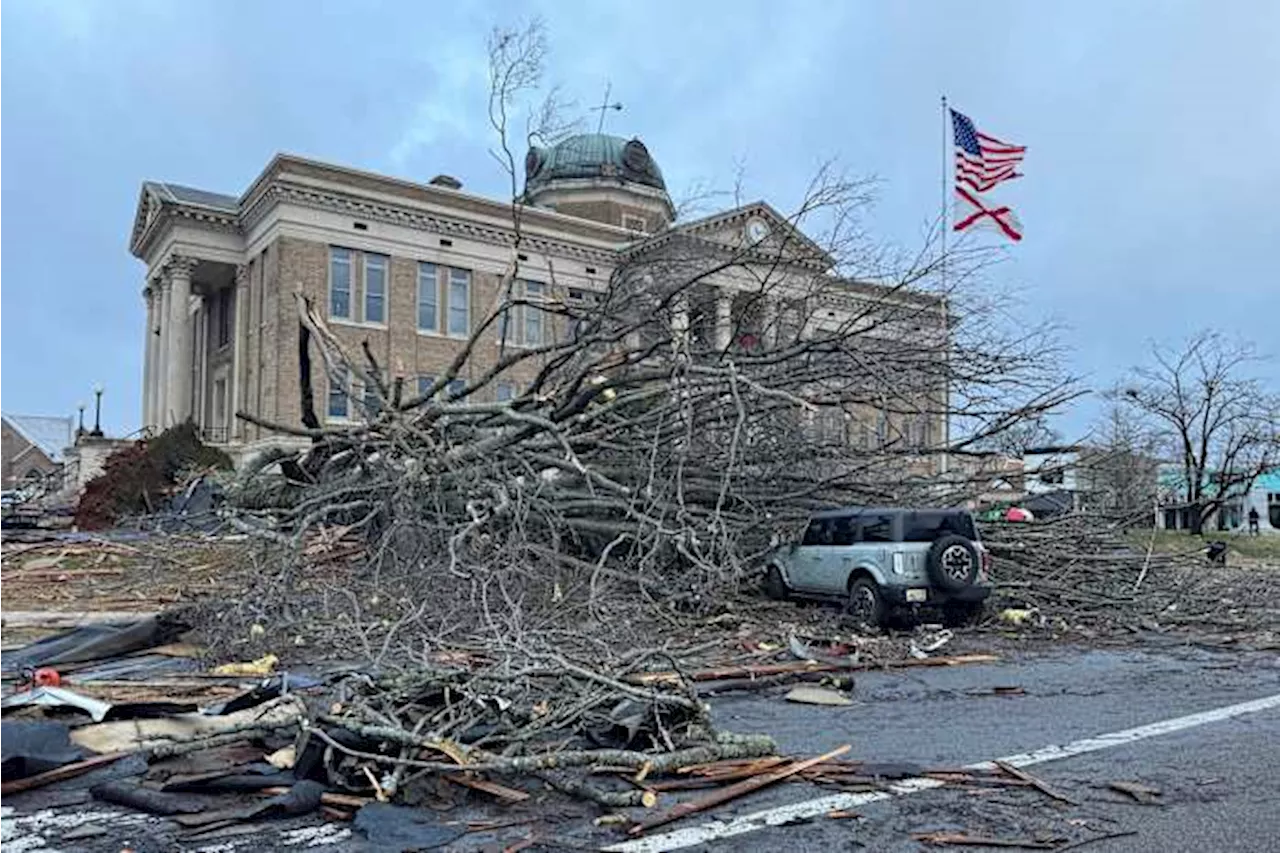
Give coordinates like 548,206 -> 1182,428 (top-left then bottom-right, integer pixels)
1005,507 -> 1034,522
32,668 -> 62,687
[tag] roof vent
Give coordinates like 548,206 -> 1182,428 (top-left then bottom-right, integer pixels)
429,174 -> 462,190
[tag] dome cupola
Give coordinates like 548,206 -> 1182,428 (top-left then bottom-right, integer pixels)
523,134 -> 674,232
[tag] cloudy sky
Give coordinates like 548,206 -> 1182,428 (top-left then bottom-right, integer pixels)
3,0 -> 1277,437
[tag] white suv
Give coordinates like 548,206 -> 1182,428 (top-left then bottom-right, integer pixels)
764,507 -> 992,627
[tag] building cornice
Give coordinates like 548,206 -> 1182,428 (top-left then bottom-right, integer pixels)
240,177 -> 622,266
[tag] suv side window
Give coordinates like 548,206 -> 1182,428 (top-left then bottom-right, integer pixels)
830,515 -> 857,546
859,514 -> 895,543
802,519 -> 830,546
903,511 -> 978,541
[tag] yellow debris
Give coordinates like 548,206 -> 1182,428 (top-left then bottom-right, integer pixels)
999,608 -> 1035,626
212,653 -> 279,676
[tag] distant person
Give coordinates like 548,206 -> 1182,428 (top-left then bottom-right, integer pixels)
1248,507 -> 1261,536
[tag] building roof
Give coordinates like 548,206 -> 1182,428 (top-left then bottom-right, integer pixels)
143,181 -> 239,212
525,134 -> 667,193
3,414 -> 74,464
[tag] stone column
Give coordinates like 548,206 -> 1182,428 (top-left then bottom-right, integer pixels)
671,294 -> 690,353
141,286 -> 155,430
761,296 -> 778,349
165,256 -> 199,425
714,288 -> 733,351
231,265 -> 248,439
155,276 -> 171,427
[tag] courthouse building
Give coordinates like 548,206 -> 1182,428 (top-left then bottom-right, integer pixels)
130,133 -> 944,464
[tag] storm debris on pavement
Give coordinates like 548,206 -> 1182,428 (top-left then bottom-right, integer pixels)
994,761 -> 1079,805
784,685 -> 853,706
981,515 -> 1280,640
628,744 -> 852,836
911,831 -> 1061,849
1107,781 -> 1162,804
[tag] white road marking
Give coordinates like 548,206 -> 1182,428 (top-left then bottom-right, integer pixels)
605,691 -> 1280,852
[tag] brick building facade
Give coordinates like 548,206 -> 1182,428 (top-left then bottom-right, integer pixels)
130,133 -> 946,467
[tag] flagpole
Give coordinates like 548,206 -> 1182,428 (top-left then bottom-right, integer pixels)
940,95 -> 949,282
939,95 -> 950,479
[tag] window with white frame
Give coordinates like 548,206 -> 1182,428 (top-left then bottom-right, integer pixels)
448,269 -> 470,336
496,381 -> 516,402
523,280 -> 545,346
327,367 -> 349,418
364,254 -> 387,324
417,263 -> 438,332
329,248 -> 352,319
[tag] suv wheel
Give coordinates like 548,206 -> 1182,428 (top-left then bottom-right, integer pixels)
927,534 -> 980,592
845,577 -> 884,629
763,565 -> 789,600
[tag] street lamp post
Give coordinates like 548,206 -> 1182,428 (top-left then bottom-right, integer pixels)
76,403 -> 86,438
90,384 -> 104,438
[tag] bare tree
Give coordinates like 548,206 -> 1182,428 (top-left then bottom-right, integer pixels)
1116,331 -> 1280,534
1079,402 -> 1162,521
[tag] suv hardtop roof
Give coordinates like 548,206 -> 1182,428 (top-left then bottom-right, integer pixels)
809,506 -> 971,520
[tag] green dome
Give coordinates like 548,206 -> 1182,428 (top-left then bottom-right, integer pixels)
524,134 -> 667,193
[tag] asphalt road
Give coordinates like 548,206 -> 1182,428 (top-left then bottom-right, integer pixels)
621,643 -> 1280,852
4,643 -> 1278,852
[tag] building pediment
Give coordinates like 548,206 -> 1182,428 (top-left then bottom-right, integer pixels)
129,181 -> 241,260
625,202 -> 835,272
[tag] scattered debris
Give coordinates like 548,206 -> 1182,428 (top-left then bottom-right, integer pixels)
995,760 -> 1079,805
90,780 -> 208,815
784,686 -> 853,706
1108,780 -> 1162,804
629,745 -> 851,836
2,614 -> 188,673
210,654 -> 278,677
352,802 -> 468,849
2,686 -> 113,722
0,751 -> 131,796
0,721 -> 85,780
912,831 -> 1060,849
982,517 -> 1280,638
627,654 -> 1000,687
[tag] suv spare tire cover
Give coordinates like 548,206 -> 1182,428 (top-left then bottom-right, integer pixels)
926,534 -> 980,591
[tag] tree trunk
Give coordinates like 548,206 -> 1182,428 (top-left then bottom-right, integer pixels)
1188,502 -> 1204,535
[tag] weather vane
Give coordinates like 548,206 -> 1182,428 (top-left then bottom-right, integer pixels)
592,82 -> 623,134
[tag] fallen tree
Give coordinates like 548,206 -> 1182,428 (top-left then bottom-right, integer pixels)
199,19 -> 1077,811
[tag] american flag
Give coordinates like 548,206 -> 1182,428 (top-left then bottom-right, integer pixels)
950,108 -> 1025,241
951,109 -> 1025,193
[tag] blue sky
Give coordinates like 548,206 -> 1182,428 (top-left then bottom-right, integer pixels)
3,0 -> 1278,438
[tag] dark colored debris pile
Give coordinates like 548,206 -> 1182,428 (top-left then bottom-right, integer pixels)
74,422 -> 231,531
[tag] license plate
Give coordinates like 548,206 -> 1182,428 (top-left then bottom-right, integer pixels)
906,588 -> 928,603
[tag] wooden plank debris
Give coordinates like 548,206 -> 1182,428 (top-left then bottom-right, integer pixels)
911,832 -> 1059,848
627,654 -> 1000,687
784,686 -> 853,706
1108,780 -> 1161,804
443,773 -> 531,803
995,760 -> 1079,804
628,744 -> 851,836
